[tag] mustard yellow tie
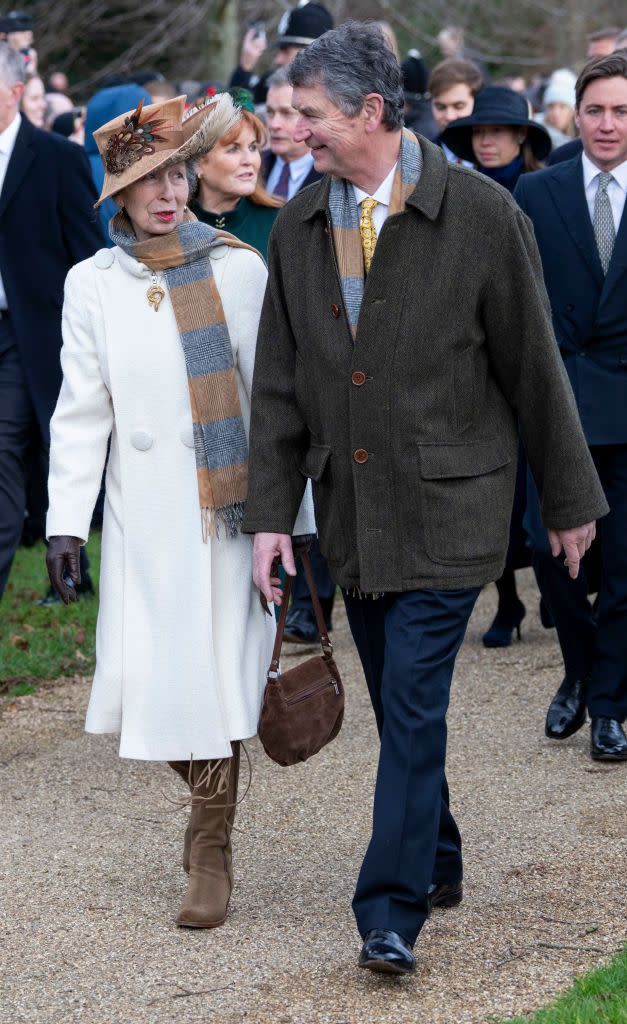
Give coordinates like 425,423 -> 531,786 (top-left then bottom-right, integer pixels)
359,198 -> 378,273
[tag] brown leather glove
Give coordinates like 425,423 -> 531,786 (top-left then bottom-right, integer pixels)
46,535 -> 82,604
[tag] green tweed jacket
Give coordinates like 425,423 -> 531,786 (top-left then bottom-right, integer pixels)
243,136 -> 608,593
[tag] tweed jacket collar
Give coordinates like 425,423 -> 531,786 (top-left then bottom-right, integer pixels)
299,134 -> 449,223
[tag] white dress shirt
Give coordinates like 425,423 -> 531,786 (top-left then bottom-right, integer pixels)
582,150 -> 627,234
0,113 -> 22,310
266,151 -> 315,200
352,162 -> 398,235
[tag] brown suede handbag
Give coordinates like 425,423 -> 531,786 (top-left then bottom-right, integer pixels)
258,551 -> 344,767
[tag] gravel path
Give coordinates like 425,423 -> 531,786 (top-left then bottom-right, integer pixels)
1,569 -> 626,1024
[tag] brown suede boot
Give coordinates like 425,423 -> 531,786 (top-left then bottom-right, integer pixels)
168,760 -> 192,874
175,745 -> 239,929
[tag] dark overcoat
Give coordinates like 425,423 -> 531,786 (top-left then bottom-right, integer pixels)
0,115 -> 101,439
243,137 -> 608,593
515,155 -> 627,445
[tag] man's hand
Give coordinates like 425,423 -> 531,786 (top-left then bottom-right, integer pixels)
253,532 -> 296,606
548,521 -> 596,580
240,27 -> 267,72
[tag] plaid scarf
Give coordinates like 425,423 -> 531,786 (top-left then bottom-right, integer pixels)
111,209 -> 256,539
328,128 -> 423,337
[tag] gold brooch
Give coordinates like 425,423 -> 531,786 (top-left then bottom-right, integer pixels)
147,273 -> 165,312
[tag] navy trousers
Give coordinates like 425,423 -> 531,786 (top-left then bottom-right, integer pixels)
525,445 -> 627,721
0,318 -> 89,600
290,537 -> 336,615
343,586 -> 479,945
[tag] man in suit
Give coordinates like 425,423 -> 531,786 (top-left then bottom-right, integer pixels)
243,23 -> 607,973
0,43 -> 101,599
264,67 -> 322,199
262,64 -> 335,643
515,52 -> 627,761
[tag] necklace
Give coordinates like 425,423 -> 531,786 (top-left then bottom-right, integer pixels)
146,271 -> 165,312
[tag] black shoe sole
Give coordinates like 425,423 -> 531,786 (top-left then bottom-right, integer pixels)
590,749 -> 627,761
358,957 -> 415,975
429,888 -> 463,910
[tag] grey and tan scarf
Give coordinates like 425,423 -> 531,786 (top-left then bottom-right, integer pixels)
328,127 -> 423,338
111,209 -> 257,539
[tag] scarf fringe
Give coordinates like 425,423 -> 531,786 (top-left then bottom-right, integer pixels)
201,502 -> 246,542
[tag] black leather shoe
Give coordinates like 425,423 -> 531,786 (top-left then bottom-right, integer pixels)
591,718 -> 627,761
358,929 -> 416,975
282,608 -> 319,644
482,599 -> 526,648
428,879 -> 463,911
545,676 -> 587,739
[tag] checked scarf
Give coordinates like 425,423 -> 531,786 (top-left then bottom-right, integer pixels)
111,209 -> 257,540
328,128 -> 423,338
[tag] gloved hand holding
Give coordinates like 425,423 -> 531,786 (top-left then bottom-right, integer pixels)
46,535 -> 82,604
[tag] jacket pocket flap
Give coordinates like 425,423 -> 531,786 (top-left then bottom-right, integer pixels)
300,444 -> 332,482
419,441 -> 510,480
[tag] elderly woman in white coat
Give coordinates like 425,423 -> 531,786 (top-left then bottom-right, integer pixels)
45,93 -> 313,930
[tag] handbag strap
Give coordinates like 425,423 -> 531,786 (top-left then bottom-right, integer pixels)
269,549 -> 333,676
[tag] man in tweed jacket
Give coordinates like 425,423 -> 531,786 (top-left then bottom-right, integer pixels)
243,23 -> 608,974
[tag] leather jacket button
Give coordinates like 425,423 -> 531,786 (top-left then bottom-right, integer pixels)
130,429 -> 153,451
353,448 -> 369,464
331,303 -> 340,318
351,371 -> 366,386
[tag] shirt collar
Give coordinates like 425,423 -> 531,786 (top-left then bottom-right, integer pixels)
0,112 -> 21,156
582,150 -> 627,192
276,151 -> 314,180
353,162 -> 398,209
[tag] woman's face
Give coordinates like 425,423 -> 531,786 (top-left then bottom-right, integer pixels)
544,101 -> 573,134
472,124 -> 524,168
118,163 -> 189,242
21,75 -> 45,128
196,122 -> 261,202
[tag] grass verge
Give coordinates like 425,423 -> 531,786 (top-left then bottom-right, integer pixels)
0,534 -> 100,689
502,946 -> 627,1023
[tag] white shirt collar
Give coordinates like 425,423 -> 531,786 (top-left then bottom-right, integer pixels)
582,150 -> 627,192
0,112 -> 21,156
352,162 -> 398,209
276,151 -> 314,180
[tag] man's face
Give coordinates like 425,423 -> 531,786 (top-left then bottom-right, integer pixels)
587,37 -> 617,59
274,44 -> 302,67
266,84 -> 309,162
576,76 -> 627,171
0,77 -> 22,133
431,83 -> 475,134
291,82 -> 369,179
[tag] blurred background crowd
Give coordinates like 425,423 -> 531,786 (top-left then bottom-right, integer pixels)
1,0 -> 626,649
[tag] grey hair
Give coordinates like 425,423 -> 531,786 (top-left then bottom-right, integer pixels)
266,66 -> 292,91
0,42 -> 26,87
185,161 -> 199,198
287,21 -> 404,131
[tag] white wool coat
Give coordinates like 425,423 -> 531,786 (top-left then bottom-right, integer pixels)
47,242 -> 314,761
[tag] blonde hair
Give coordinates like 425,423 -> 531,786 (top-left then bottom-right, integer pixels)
219,109 -> 283,210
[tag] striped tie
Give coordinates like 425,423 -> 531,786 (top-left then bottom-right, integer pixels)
593,172 -> 616,275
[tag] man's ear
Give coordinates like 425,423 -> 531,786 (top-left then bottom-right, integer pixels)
363,93 -> 385,132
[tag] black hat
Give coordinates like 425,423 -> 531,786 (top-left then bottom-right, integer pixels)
442,86 -> 551,163
2,10 -> 33,33
401,50 -> 430,100
273,2 -> 333,48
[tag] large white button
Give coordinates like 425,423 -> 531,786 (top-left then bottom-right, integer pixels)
130,429 -> 153,451
180,425 -> 195,448
93,248 -> 114,270
209,244 -> 227,261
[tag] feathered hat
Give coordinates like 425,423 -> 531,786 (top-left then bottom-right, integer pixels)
93,92 -> 240,206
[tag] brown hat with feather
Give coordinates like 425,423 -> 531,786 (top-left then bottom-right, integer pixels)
93,92 -> 240,206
